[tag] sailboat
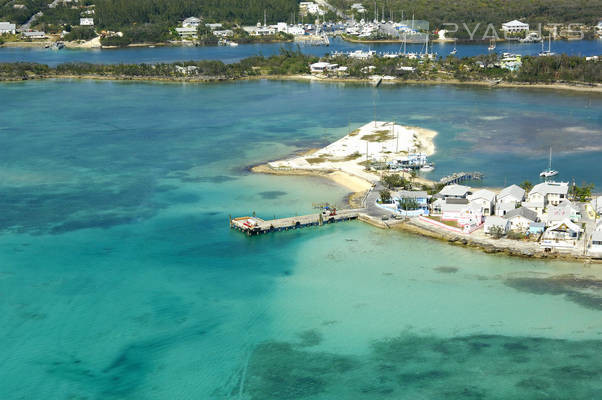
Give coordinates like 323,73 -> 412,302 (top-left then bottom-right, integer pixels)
450,39 -> 457,55
538,35 -> 555,57
540,147 -> 559,178
488,38 -> 496,51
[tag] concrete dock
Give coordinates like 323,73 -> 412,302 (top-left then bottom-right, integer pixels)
230,209 -> 360,236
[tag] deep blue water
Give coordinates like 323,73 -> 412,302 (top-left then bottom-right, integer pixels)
1,37 -> 601,66
0,79 -> 601,399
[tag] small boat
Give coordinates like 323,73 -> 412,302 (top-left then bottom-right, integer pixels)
228,41 -> 239,47
538,35 -> 555,57
420,163 -> 435,172
450,39 -> 457,55
488,38 -> 496,51
540,146 -> 559,178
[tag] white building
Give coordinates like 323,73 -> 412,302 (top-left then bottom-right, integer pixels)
183,17 -> 201,28
300,2 -> 324,16
310,62 -> 338,74
21,31 -> 46,39
527,181 -> 569,207
504,207 -> 538,231
484,216 -> 510,235
501,20 -> 529,33
213,30 -> 233,38
0,22 -> 16,35
468,189 -> 496,216
80,18 -> 94,26
496,185 -> 525,216
175,27 -> 198,39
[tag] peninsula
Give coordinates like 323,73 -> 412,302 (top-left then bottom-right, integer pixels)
249,120 -> 602,263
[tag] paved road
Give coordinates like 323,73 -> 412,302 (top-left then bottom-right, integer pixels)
21,11 -> 43,30
362,183 -> 396,219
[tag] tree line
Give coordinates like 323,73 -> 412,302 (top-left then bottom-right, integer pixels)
0,52 -> 599,84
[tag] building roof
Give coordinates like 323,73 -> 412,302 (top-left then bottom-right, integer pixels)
0,22 -> 16,30
529,181 -> 569,197
470,189 -> 496,203
547,219 -> 582,233
446,198 -> 469,205
396,190 -> 428,199
502,20 -> 529,27
439,184 -> 471,197
485,216 -> 508,226
592,231 -> 602,241
498,184 -> 525,201
530,222 -> 546,228
310,62 -> 337,68
505,206 -> 538,222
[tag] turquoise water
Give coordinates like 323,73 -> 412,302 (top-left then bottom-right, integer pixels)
1,80 -> 601,399
1,37 -> 602,66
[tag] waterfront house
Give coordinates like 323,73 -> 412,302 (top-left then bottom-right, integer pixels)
438,184 -> 472,200
590,231 -> 602,254
440,198 -> 469,219
0,22 -> 16,35
175,27 -> 197,39
484,216 -> 510,235
528,222 -> 546,235
468,189 -> 496,216
501,20 -> 529,34
504,207 -> 538,231
440,199 -> 482,226
80,18 -> 94,26
337,66 -> 349,76
21,31 -> 46,40
542,199 -> 580,224
527,181 -> 569,207
206,23 -> 223,30
310,62 -> 338,74
541,219 -> 582,249
213,30 -> 234,38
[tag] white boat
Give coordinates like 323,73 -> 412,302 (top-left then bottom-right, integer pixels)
228,41 -> 239,47
488,38 -> 496,51
539,35 -> 555,57
420,163 -> 435,172
450,39 -> 457,55
540,147 -> 559,178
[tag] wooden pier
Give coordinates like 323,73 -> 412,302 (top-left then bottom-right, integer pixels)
440,171 -> 483,185
230,210 -> 359,236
